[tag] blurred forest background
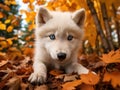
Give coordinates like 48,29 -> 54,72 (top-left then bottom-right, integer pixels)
0,0 -> 120,90
0,0 -> 120,56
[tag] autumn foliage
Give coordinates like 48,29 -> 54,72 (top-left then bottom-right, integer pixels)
0,0 -> 120,90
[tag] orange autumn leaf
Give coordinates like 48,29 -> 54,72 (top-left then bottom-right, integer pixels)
23,0 -> 30,3
103,71 -> 120,87
49,69 -> 63,76
28,23 -> 35,31
11,18 -> 20,27
101,49 -> 120,63
6,38 -> 13,45
0,12 -> 4,18
62,80 -> 82,90
0,3 -> 10,11
28,3 -> 34,10
23,11 -> 36,23
36,0 -> 46,5
80,84 -> 94,90
0,41 -> 8,50
23,47 -> 34,58
7,25 -> 14,32
80,72 -> 99,85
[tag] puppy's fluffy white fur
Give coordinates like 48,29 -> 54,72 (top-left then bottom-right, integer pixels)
29,7 -> 89,83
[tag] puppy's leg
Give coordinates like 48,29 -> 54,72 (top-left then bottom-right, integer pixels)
28,61 -> 47,84
66,62 -> 89,74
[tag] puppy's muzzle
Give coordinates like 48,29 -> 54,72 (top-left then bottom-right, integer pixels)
57,52 -> 66,61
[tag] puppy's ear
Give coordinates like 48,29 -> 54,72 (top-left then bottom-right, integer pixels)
72,8 -> 85,28
36,7 -> 52,26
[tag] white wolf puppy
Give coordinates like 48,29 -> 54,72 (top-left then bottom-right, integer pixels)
29,7 -> 89,84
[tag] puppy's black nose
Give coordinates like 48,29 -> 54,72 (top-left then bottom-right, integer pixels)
57,53 -> 66,60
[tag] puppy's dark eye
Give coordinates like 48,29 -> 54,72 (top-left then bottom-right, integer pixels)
67,35 -> 73,41
49,34 -> 55,40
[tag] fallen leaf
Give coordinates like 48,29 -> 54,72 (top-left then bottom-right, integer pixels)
20,83 -> 29,90
80,84 -> 94,90
63,75 -> 78,82
62,80 -> 82,90
80,72 -> 99,85
6,77 -> 21,90
0,71 -> 14,88
0,52 -> 7,61
101,49 -> 120,63
49,69 -> 64,76
0,60 -> 8,67
34,85 -> 49,90
103,71 -> 120,87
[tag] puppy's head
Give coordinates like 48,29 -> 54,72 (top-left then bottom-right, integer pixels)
35,7 -> 85,63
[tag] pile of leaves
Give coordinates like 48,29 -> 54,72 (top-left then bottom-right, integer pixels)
0,49 -> 120,90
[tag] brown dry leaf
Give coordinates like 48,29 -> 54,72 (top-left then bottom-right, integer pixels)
63,75 -> 78,82
0,60 -> 8,67
103,71 -> 120,87
7,47 -> 23,60
62,80 -> 82,90
6,77 -> 21,90
34,85 -> 49,90
0,71 -> 15,89
49,69 -> 64,76
80,84 -> 94,90
0,3 -> 10,11
20,83 -> 29,90
80,72 -> 99,85
101,49 -> 120,63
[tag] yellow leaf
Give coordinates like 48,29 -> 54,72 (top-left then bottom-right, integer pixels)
0,41 -> 8,50
10,0 -> 16,5
30,0 -> 34,3
28,22 -> 35,31
0,12 -> 4,18
6,39 -> 13,45
101,49 -> 120,63
5,19 -> 11,24
0,23 -> 6,30
25,11 -> 36,23
7,25 -> 13,32
4,0 -> 16,5
103,71 -> 120,87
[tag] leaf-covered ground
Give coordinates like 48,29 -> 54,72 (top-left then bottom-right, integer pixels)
0,49 -> 120,90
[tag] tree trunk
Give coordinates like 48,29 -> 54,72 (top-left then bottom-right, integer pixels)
100,2 -> 114,50
86,0 -> 110,53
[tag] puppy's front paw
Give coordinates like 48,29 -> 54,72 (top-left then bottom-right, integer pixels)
28,72 -> 47,84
